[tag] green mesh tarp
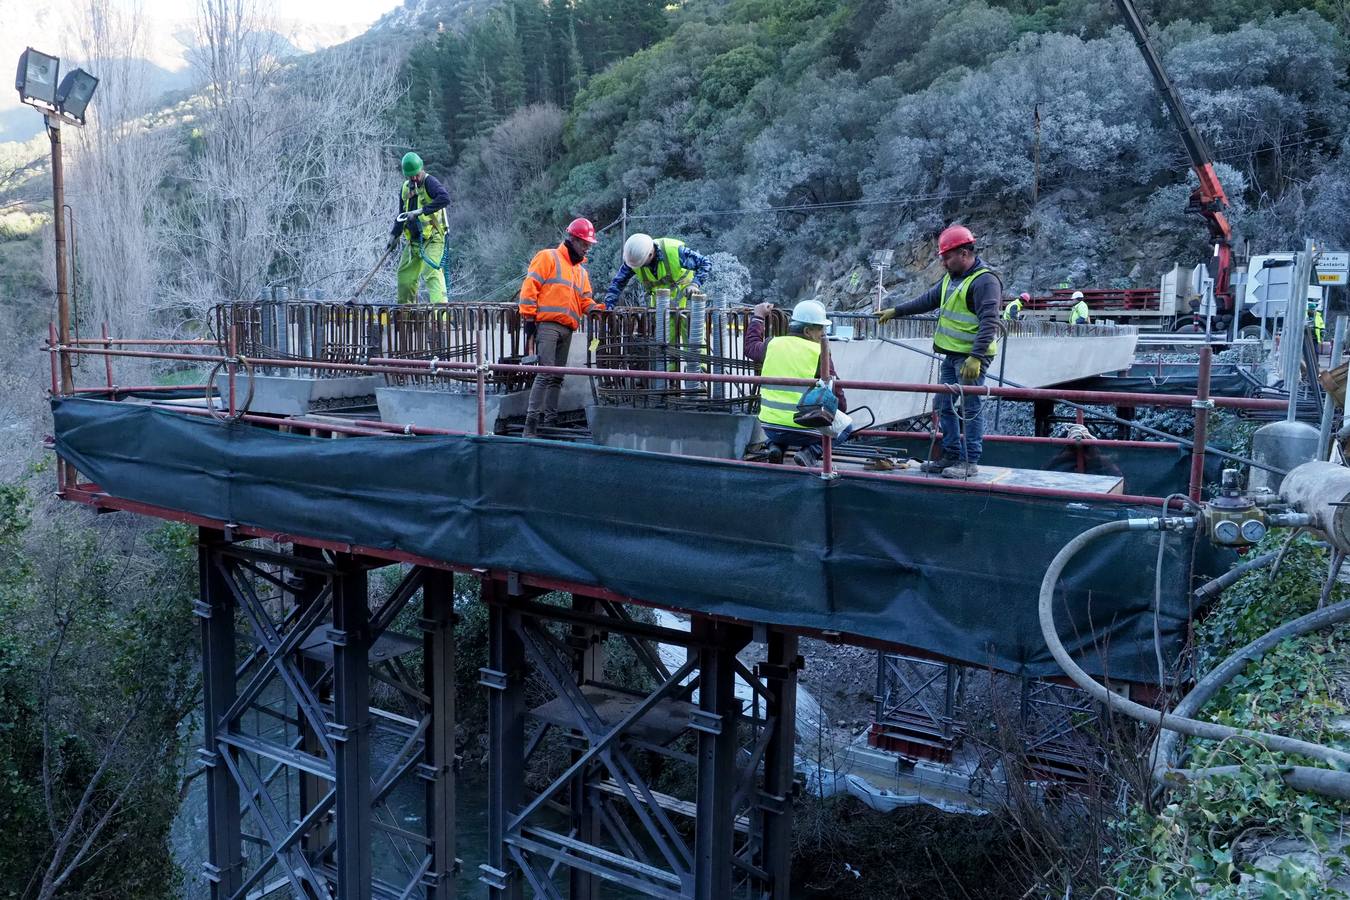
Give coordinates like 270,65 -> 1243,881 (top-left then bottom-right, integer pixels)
52,397 -> 1230,683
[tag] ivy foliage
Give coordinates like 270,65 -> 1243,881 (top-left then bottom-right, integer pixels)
1109,534 -> 1350,898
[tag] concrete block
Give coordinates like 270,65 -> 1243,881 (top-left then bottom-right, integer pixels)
587,406 -> 760,459
213,373 -> 385,416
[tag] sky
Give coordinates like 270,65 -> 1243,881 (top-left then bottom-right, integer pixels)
1,0 -> 405,141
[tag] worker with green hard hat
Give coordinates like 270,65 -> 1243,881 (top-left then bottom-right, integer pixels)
386,151 -> 451,303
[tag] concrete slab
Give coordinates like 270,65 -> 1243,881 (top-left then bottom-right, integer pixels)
828,329 -> 1138,425
212,373 -> 385,416
831,458 -> 1124,494
586,406 -> 762,459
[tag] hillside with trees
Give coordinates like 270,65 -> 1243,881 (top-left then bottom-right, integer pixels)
401,0 -> 1350,308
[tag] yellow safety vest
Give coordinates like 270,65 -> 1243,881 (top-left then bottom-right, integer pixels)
758,335 -> 821,429
400,179 -> 448,239
934,268 -> 997,358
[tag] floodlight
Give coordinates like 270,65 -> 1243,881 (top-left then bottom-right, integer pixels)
56,68 -> 98,124
15,47 -> 59,109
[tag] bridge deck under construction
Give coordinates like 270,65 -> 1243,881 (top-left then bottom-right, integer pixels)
44,303 -> 1283,900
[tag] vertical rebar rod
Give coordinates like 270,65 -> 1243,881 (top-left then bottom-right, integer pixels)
1319,315 -> 1346,459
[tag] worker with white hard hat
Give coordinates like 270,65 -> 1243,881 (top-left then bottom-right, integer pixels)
744,299 -> 852,466
1068,291 -> 1092,326
603,233 -> 713,309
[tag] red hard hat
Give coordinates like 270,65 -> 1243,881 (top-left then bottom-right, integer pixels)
937,224 -> 976,255
1019,292 -> 1031,301
566,217 -> 598,244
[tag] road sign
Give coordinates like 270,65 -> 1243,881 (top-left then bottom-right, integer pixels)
1317,251 -> 1348,286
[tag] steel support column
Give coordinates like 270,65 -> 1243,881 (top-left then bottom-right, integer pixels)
423,569 -> 457,899
197,528 -> 243,898
483,579 -> 526,900
692,617 -> 749,900
570,596 -> 605,900
760,630 -> 799,897
331,556 -> 373,899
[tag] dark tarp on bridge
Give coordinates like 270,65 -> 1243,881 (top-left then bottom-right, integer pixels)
52,397 -> 1231,684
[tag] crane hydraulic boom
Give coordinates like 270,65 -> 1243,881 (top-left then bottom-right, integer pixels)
1114,0 -> 1233,304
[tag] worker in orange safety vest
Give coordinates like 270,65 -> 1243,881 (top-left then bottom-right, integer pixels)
518,217 -> 599,438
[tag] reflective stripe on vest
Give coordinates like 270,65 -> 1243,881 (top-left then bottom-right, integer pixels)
402,179 -> 448,238
932,267 -> 997,358
758,335 -> 821,428
522,247 -> 591,331
635,239 -> 695,307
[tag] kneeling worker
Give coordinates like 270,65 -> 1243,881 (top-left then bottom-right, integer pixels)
518,218 -> 599,438
746,299 -> 851,466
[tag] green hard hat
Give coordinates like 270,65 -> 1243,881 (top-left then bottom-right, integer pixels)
401,151 -> 423,177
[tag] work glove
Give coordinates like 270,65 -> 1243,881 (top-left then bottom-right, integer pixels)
959,355 -> 983,382
523,319 -> 538,340
877,307 -> 898,324
753,302 -> 774,319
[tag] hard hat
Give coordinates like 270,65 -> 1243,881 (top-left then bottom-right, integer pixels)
401,151 -> 423,177
937,224 -> 976,255
1019,292 -> 1031,302
791,299 -> 830,327
1071,290 -> 1085,301
566,217 -> 597,244
623,233 -> 655,269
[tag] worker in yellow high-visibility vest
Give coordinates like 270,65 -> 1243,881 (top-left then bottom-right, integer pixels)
876,224 -> 1002,479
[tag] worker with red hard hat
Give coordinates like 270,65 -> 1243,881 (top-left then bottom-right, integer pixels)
1003,291 -> 1030,322
518,217 -> 599,438
876,223 -> 1002,478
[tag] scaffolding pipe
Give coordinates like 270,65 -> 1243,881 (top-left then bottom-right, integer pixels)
1188,346 -> 1212,501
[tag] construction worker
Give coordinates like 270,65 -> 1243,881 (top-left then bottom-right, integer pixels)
1068,291 -> 1091,326
876,224 -> 1001,478
387,151 -> 451,303
745,299 -> 851,466
518,218 -> 599,437
1003,292 -> 1029,321
1309,301 -> 1325,347
603,233 -> 713,309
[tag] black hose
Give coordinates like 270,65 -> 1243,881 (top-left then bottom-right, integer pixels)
1151,594 -> 1350,779
1191,550 -> 1278,604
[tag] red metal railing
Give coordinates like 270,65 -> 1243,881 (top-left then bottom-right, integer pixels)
45,314 -> 1282,502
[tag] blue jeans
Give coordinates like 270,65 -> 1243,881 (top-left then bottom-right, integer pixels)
937,354 -> 985,462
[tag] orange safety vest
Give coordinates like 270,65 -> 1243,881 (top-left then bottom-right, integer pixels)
519,243 -> 596,330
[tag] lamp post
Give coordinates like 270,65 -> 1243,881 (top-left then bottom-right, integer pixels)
15,47 -> 99,395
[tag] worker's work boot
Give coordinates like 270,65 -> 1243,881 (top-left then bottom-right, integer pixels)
919,455 -> 958,474
793,446 -> 821,467
522,414 -> 540,438
766,445 -> 784,465
941,461 -> 979,479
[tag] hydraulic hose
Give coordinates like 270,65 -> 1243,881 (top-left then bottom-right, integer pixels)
1191,550 -> 1278,604
1038,520 -> 1350,771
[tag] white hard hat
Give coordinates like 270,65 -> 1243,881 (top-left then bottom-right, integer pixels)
623,233 -> 655,269
1071,290 -> 1085,300
791,299 -> 830,326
